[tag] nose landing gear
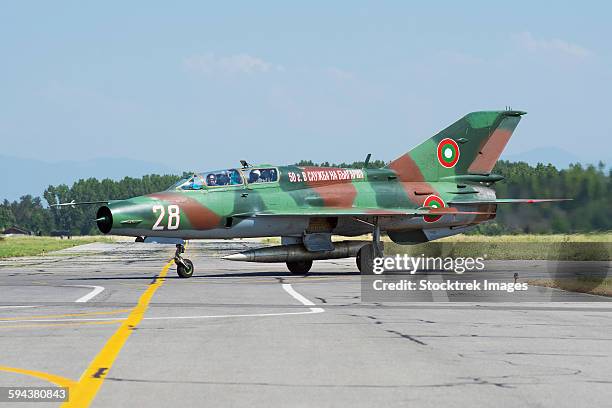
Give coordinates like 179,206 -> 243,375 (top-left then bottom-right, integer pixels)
174,244 -> 194,278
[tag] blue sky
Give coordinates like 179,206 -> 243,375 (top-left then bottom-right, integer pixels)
1,1 -> 610,172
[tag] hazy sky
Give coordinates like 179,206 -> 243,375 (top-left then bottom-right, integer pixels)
1,1 -> 610,170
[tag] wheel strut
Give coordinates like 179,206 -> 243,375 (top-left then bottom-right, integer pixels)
174,243 -> 194,278
372,216 -> 384,258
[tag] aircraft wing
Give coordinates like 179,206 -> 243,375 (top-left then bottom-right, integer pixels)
236,207 -> 494,218
448,198 -> 572,205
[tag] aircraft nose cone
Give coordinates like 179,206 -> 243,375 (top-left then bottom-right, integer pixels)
96,198 -> 150,234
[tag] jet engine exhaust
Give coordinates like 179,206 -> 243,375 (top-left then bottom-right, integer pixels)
96,206 -> 113,234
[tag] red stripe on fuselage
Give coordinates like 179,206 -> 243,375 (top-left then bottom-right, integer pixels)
147,192 -> 222,230
387,154 -> 425,182
400,181 -> 441,207
301,167 -> 358,207
387,155 -> 442,207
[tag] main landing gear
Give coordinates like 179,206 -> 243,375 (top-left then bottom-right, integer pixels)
174,244 -> 194,278
356,217 -> 384,274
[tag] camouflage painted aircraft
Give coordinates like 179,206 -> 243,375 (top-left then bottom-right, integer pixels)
57,110 -> 568,277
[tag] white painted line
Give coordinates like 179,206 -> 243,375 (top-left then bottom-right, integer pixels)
282,283 -> 314,305
0,284 -> 325,323
0,283 -> 325,324
282,283 -> 325,313
71,285 -> 105,303
0,310 -> 323,323
0,306 -> 39,309
145,309 -> 324,320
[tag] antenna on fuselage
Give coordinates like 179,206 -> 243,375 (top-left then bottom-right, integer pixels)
363,153 -> 372,168
240,160 -> 250,168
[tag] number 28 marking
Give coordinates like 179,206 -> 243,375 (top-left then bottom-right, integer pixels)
152,204 -> 180,230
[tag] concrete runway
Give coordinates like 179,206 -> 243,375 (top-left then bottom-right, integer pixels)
0,241 -> 611,408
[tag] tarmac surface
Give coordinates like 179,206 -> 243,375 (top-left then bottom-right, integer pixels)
0,240 -> 611,407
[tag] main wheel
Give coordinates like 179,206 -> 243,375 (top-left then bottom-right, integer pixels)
135,236 -> 145,243
356,244 -> 375,274
286,260 -> 313,275
176,259 -> 194,278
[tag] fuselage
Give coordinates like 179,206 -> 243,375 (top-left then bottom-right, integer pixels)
96,165 -> 497,242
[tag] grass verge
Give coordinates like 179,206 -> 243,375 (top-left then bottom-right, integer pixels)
0,236 -> 114,258
528,277 -> 612,297
384,233 -> 612,261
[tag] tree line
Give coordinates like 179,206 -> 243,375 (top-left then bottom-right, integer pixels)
0,161 -> 609,235
0,175 -> 181,236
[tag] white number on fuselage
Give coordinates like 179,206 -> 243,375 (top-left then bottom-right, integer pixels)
167,205 -> 180,230
152,205 -> 180,230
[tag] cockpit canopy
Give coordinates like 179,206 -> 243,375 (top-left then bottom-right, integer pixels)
168,167 -> 278,191
245,168 -> 278,184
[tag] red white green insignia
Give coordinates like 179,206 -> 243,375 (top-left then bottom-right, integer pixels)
423,194 -> 445,223
437,138 -> 460,168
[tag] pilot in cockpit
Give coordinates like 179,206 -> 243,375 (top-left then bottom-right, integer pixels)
181,174 -> 203,190
191,175 -> 203,189
248,169 -> 261,183
229,169 -> 242,185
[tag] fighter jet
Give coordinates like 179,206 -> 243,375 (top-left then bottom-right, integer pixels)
55,110 -> 568,277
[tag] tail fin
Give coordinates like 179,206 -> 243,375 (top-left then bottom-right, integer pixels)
387,110 -> 525,181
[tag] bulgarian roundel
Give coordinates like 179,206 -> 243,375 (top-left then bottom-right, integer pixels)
437,138 -> 460,168
423,194 -> 445,223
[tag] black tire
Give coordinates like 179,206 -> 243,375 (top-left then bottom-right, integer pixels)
135,236 -> 145,243
286,260 -> 313,275
177,259 -> 194,278
357,244 -> 375,274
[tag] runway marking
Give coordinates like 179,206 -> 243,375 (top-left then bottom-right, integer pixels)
283,283 -> 315,305
61,259 -> 173,408
72,285 -> 105,303
0,310 -> 324,323
282,283 -> 324,313
0,305 -> 39,309
145,310 -> 324,320
0,282 -> 325,326
0,320 -> 123,329
0,283 -> 325,325
0,309 -> 131,321
0,365 -> 76,389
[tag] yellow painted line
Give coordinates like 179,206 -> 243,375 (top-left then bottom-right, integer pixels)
0,365 -> 76,389
0,320 -> 123,330
0,309 -> 131,321
62,259 -> 173,408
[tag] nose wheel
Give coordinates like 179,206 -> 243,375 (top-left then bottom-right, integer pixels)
174,244 -> 194,278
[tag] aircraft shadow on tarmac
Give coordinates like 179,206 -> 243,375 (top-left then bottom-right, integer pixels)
66,270 -> 361,281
